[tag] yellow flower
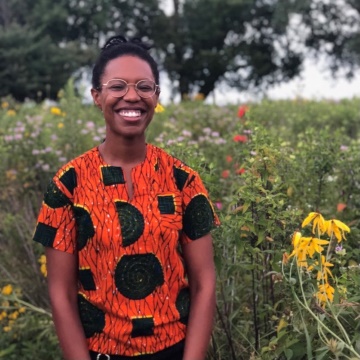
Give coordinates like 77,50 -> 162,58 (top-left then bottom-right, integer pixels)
57,122 -> 64,129
6,109 -> 16,116
290,236 -> 311,267
316,282 -> 335,305
308,255 -> 334,281
2,285 -> 13,296
154,103 -> 165,113
3,326 -> 11,332
50,107 -> 62,116
38,255 -> 46,264
39,255 -> 47,276
40,263 -> 47,277
302,212 -> 327,235
325,219 -> 350,242
0,311 -> 7,320
8,311 -> 19,320
1,101 -> 9,109
18,307 -> 26,314
307,237 -> 329,258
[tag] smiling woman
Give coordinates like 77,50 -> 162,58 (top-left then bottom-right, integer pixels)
33,35 -> 220,360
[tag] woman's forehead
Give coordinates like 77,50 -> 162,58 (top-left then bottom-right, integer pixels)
102,55 -> 154,82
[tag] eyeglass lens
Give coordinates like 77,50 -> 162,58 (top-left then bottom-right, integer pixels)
104,79 -> 157,98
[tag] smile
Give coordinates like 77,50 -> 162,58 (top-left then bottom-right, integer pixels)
119,110 -> 142,117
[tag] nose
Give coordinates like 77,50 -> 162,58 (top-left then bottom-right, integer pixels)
123,84 -> 140,101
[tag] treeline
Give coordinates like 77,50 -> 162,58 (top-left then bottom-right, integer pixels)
0,0 -> 359,101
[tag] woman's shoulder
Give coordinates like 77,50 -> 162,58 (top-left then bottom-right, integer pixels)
54,146 -> 99,178
149,144 -> 195,173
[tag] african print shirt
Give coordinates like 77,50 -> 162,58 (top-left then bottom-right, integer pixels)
33,144 -> 219,356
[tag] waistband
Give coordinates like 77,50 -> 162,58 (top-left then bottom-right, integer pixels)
89,339 -> 185,360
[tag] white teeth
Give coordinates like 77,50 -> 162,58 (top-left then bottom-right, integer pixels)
119,110 -> 141,117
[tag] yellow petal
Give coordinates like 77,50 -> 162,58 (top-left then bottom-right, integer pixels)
292,232 -> 302,248
154,103 -> 165,113
313,214 -> 326,234
333,220 -> 350,233
301,212 -> 318,228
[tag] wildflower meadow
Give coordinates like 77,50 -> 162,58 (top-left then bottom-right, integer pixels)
1,82 -> 360,359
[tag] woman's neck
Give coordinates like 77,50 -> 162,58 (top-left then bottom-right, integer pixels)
98,138 -> 147,167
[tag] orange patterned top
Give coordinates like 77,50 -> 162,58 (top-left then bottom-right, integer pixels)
33,144 -> 219,356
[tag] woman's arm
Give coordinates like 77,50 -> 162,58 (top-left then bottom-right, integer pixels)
46,247 -> 91,360
181,233 -> 216,360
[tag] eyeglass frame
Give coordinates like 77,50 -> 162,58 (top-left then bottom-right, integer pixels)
97,78 -> 160,99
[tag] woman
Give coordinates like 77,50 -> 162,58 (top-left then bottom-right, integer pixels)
33,35 -> 219,360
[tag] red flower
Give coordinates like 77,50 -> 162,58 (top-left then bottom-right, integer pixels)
236,168 -> 246,175
233,134 -> 248,143
237,105 -> 248,118
226,155 -> 233,163
221,170 -> 230,179
337,203 -> 347,212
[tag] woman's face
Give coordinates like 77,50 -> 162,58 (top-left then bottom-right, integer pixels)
91,55 -> 159,141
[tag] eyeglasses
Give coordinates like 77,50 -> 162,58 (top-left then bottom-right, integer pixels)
99,79 -> 160,99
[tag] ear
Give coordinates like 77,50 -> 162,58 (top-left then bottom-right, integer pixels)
91,88 -> 102,110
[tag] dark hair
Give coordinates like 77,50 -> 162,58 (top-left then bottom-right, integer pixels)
92,35 -> 160,89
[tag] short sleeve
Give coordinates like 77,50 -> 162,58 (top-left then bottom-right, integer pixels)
33,174 -> 77,254
180,171 -> 220,245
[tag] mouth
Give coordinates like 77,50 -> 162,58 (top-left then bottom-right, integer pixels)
118,109 -> 142,117
116,109 -> 144,122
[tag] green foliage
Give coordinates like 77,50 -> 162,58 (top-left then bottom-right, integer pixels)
0,23 -> 89,101
1,87 -> 360,358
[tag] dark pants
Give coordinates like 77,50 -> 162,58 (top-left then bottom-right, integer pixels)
89,340 -> 184,360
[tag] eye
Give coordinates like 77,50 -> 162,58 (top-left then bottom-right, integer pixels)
137,81 -> 155,92
109,82 -> 127,91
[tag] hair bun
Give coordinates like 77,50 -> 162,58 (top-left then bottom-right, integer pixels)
102,35 -> 152,52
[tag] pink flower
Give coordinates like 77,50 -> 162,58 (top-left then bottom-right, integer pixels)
215,202 -> 223,210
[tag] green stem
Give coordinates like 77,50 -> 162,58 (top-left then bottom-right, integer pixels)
293,261 -> 359,358
0,294 -> 52,317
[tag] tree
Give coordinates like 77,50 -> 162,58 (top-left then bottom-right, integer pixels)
293,0 -> 360,77
0,0 -> 164,101
0,0 -> 92,101
153,0 -> 304,99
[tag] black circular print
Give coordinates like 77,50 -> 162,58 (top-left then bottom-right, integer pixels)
115,254 -> 164,300
77,294 -> 105,338
73,206 -> 95,250
183,194 -> 214,240
176,287 -> 190,324
115,201 -> 145,247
